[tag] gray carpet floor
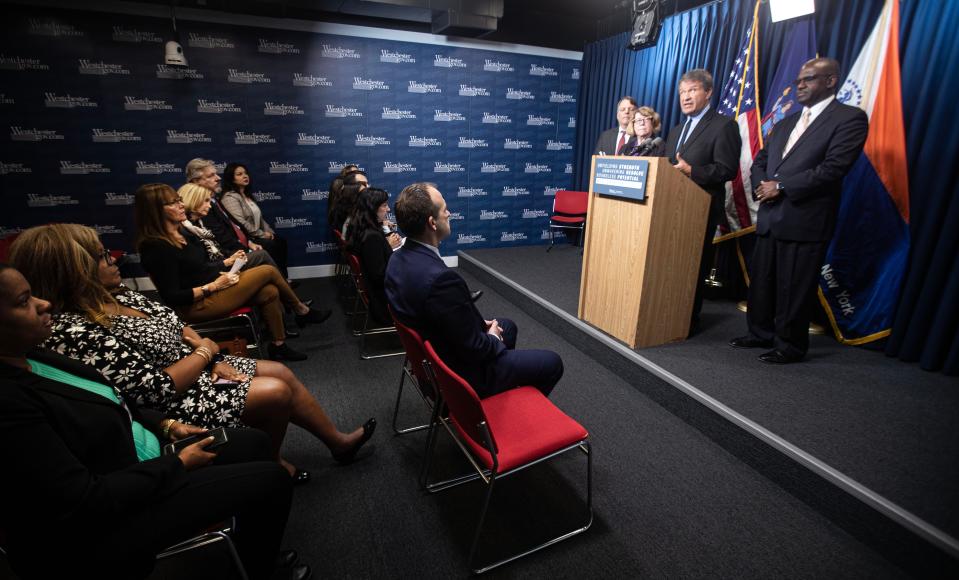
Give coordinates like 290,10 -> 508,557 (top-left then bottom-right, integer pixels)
460,244 -> 959,539
272,274 -> 906,578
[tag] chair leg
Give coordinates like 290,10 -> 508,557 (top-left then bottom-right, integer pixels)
467,476 -> 497,572
392,364 -> 433,435
547,227 -> 554,252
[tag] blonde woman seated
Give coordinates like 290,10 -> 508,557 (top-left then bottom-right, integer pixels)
623,106 -> 666,157
9,224 -> 376,483
178,182 -> 277,273
135,183 -> 330,362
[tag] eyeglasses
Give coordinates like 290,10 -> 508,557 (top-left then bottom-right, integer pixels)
163,196 -> 184,206
99,248 -> 115,265
633,117 -> 653,124
793,73 -> 831,86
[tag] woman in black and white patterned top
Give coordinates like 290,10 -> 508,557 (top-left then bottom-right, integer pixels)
10,224 -> 376,482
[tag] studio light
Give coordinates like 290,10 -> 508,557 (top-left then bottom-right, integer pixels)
164,2 -> 188,66
768,0 -> 815,23
627,0 -> 663,51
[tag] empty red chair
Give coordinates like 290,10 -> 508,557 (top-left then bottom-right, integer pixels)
421,340 -> 592,574
547,190 -> 588,251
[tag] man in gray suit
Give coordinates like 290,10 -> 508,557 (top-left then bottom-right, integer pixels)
593,96 -> 638,155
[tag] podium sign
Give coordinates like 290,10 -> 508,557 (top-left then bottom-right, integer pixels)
578,155 -> 711,348
593,157 -> 650,202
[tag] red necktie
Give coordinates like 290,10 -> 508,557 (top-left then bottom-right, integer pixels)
616,132 -> 626,155
213,199 -> 248,247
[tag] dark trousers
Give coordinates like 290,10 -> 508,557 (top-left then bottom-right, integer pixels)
256,235 -> 289,279
746,234 -> 828,359
691,203 -> 722,325
12,429 -> 292,580
479,318 -> 564,399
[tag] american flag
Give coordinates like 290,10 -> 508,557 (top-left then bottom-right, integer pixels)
714,2 -> 762,240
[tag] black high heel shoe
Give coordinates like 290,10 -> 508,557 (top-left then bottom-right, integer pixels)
331,418 -> 377,465
295,306 -> 332,328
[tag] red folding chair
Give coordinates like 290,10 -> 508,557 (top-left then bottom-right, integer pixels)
389,306 -> 438,435
421,340 -> 592,574
346,253 -> 403,360
547,190 -> 588,251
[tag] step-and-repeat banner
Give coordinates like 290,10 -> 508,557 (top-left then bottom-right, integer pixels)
0,6 -> 580,272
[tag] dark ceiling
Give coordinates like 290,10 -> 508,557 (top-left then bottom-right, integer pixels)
138,0 -> 715,51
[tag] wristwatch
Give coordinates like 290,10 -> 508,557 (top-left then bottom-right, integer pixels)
201,285 -> 212,298
776,182 -> 785,192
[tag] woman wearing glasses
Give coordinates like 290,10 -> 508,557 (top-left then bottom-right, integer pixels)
9,223 -> 376,485
134,183 -> 329,362
623,106 -> 666,157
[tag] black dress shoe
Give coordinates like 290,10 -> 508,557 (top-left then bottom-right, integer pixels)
287,279 -> 301,289
332,418 -> 376,465
268,342 -> 308,361
291,564 -> 312,580
291,469 -> 311,485
729,336 -> 773,349
272,563 -> 312,580
276,549 -> 299,568
295,307 -> 332,328
758,349 -> 802,364
470,290 -> 483,302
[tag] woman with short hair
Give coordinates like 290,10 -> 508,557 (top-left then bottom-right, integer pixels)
623,106 -> 666,157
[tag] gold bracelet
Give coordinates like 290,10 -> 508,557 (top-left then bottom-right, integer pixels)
161,418 -> 175,439
193,347 -> 212,364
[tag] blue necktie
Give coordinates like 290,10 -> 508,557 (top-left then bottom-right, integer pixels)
677,117 -> 692,152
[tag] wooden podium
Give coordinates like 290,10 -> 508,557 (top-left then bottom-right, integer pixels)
577,156 -> 711,348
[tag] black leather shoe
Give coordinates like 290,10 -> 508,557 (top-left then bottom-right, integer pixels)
291,469 -> 311,485
332,418 -> 376,465
287,279 -> 301,289
729,336 -> 773,349
295,307 -> 332,328
291,564 -> 312,580
758,349 -> 803,364
470,290 -> 483,302
268,342 -> 308,361
276,550 -> 299,568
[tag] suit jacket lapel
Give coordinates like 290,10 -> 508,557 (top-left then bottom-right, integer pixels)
680,109 -> 717,155
778,100 -> 840,166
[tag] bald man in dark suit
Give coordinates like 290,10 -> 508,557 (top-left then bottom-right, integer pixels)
730,58 -> 868,364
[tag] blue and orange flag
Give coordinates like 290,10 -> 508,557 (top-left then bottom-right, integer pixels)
819,0 -> 910,344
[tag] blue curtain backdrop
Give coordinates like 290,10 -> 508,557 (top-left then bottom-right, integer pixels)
575,0 -> 958,375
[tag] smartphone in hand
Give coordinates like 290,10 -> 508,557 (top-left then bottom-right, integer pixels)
162,426 -> 229,456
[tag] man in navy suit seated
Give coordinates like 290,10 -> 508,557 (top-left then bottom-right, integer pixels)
385,182 -> 564,398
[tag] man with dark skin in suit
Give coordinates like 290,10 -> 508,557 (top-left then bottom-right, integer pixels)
730,58 -> 868,364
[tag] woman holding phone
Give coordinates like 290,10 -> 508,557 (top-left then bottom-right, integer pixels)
0,262 -> 302,579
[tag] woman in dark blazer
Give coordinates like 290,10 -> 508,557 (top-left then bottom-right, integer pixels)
0,263 -> 297,579
346,188 -> 401,326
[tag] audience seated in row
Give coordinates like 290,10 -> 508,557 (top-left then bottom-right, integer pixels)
0,263 -> 300,579
135,183 -> 328,362
9,223 -> 375,486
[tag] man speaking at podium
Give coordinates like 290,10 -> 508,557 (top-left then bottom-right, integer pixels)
730,58 -> 868,364
665,69 -> 741,330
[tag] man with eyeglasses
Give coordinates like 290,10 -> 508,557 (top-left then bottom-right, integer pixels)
664,68 -> 741,332
730,57 -> 868,364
